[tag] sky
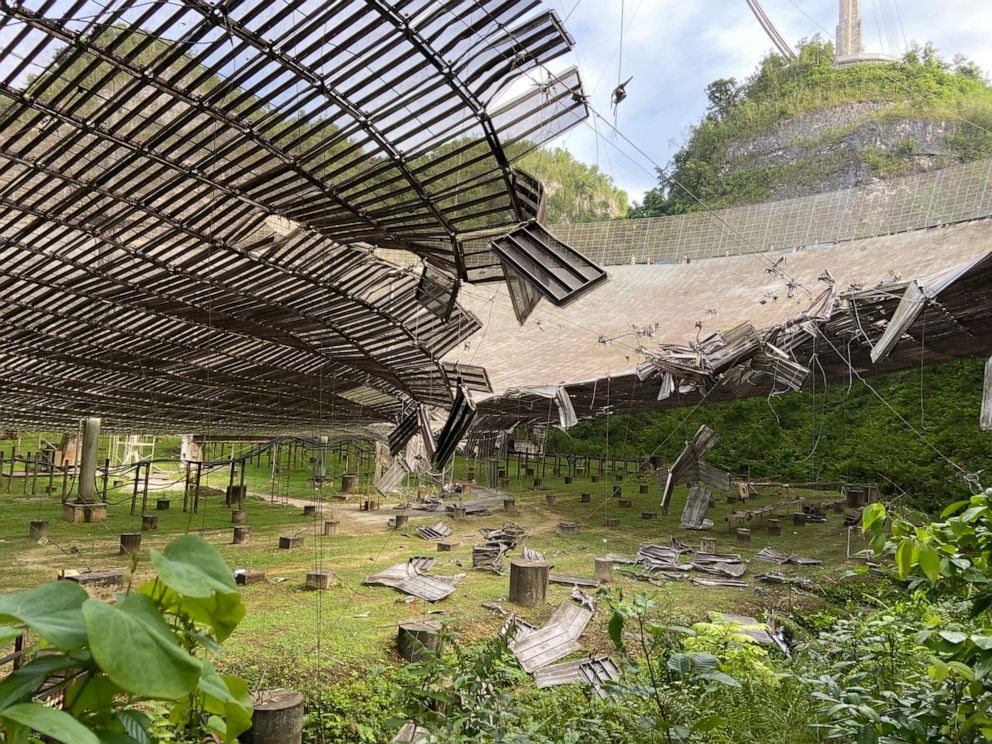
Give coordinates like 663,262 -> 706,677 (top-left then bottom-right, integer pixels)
537,0 -> 992,205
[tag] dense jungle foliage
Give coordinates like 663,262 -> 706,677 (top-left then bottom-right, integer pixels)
632,40 -> 992,216
548,357 -> 991,509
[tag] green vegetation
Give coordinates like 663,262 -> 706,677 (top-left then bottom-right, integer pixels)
549,357 -> 992,509
0,534 -> 252,744
518,147 -> 628,223
633,40 -> 992,215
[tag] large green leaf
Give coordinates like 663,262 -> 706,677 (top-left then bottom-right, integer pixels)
0,581 -> 89,649
179,591 -> 246,643
0,654 -> 82,711
82,594 -> 200,699
918,547 -> 941,584
198,661 -> 253,743
895,540 -> 914,579
0,702 -> 100,744
150,535 -> 236,598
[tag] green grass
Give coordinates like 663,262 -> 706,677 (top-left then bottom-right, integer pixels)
0,454 -> 858,683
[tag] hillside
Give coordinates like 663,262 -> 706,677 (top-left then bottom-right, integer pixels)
518,146 -> 628,223
633,40 -> 992,215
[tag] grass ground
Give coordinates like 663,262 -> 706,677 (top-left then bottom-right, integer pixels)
0,452 -> 861,684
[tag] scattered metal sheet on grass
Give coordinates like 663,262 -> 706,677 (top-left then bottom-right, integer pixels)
509,601 -> 595,673
692,562 -> 747,578
362,562 -> 456,602
407,556 -> 437,572
680,485 -> 714,530
416,522 -> 453,541
670,538 -> 693,554
579,657 -> 622,698
549,574 -> 598,588
755,547 -> 821,566
604,552 -> 637,564
480,523 -> 527,547
636,544 -> 681,567
689,577 -> 748,588
533,657 -> 593,688
757,572 -> 814,589
502,615 -> 539,641
473,543 -> 510,573
693,552 -> 744,564
522,546 -> 547,561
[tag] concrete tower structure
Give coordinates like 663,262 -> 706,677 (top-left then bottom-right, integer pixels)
836,0 -> 863,59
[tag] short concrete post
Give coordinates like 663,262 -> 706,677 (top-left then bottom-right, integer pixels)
323,520 -> 339,536
29,520 -> 48,542
452,506 -> 466,520
618,498 -> 632,508
700,537 -> 717,553
612,485 -> 622,498
833,500 -> 846,514
532,478 -> 542,488
563,476 -> 572,484
580,492 -> 591,503
340,474 -> 357,494
503,498 -> 516,514
557,522 -> 579,536
119,532 -> 141,555
242,688 -> 305,744
603,517 -> 619,527
303,504 -> 319,517
232,509 -> 246,524
509,559 -> 549,607
397,620 -> 443,662
394,514 -> 409,529
304,572 -> 334,590
156,499 -> 170,511
279,535 -> 304,549
590,474 -> 599,484
594,557 -> 613,583
736,528 -> 752,545
141,514 -> 158,532
233,526 -> 251,544
545,493 -> 557,506
641,511 -> 657,520
793,512 -> 807,527
768,518 -> 782,536
437,541 -> 459,552
639,484 -> 649,495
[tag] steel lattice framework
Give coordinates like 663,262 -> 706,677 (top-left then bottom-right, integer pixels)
0,0 -> 594,433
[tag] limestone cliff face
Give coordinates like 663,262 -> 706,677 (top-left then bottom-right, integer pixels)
721,102 -> 959,200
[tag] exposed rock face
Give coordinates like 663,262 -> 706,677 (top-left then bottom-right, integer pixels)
723,102 -> 959,200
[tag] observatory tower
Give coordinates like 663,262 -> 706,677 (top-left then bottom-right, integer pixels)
835,0 -> 896,65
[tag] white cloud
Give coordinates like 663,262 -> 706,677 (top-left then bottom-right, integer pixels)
539,0 -> 992,204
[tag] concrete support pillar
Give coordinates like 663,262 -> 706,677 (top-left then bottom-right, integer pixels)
78,417 -> 101,503
314,436 -> 328,480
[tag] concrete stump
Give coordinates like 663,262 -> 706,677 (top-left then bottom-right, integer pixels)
612,485 -> 622,498
846,488 -> 866,508
618,498 -> 632,508
736,528 -> 752,545
793,513 -> 807,527
394,514 -> 409,529
580,492 -> 591,503
532,478 -> 542,488
460,482 -> 473,497
498,469 -> 507,479
62,503 -> 85,523
509,559 -> 549,607
156,499 -> 170,511
525,468 -> 535,477
727,494 -> 740,504
503,498 -> 516,514
119,532 -> 141,556
243,688 -> 305,744
833,501 -> 847,514
141,514 -> 158,532
29,520 -> 48,542
590,475 -> 599,483
452,506 -> 466,520
233,526 -> 251,544
64,570 -> 123,591
603,517 -> 619,527
279,535 -> 304,550
639,484 -> 649,495
553,468 -> 561,478
557,521 -> 579,536
545,494 -> 557,506
641,511 -> 657,520
564,476 -> 572,485
466,469 -> 476,481
437,541 -> 459,552
700,537 -> 717,553
499,478 -> 510,489
768,518 -> 782,536
340,474 -> 358,494
236,569 -> 265,586
303,504 -> 319,517
232,509 -> 246,524
85,503 -> 107,523
397,620 -> 443,662
594,557 -> 614,583
323,520 -> 339,536
813,504 -> 827,518
305,572 -> 335,590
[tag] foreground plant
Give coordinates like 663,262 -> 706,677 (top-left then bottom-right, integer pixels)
0,534 -> 252,743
